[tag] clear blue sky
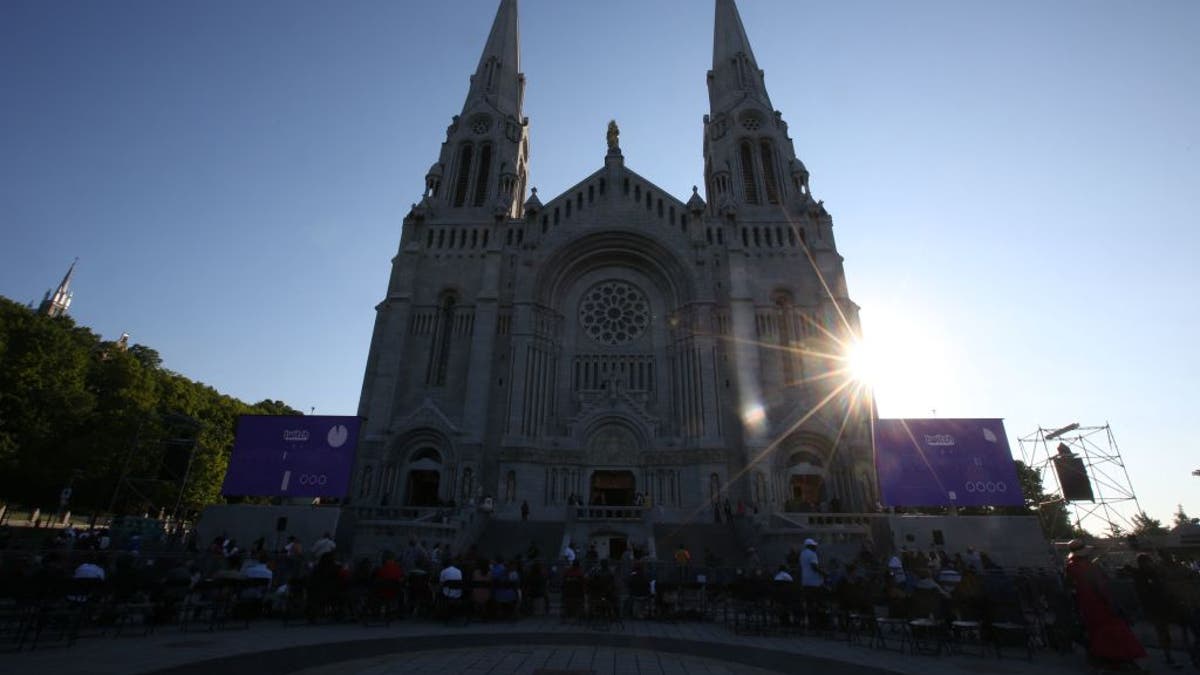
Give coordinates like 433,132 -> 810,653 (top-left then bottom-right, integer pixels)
2,0 -> 1197,527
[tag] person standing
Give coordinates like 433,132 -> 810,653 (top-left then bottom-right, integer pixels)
800,538 -> 827,628
311,532 -> 336,559
1064,539 -> 1146,670
521,500 -> 530,522
1131,552 -> 1184,669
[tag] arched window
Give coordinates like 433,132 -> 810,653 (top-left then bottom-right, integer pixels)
760,140 -> 781,204
473,144 -> 492,207
740,142 -> 759,204
505,470 -> 516,503
427,294 -> 457,386
453,144 -> 473,207
359,465 -> 373,499
461,467 -> 475,501
774,291 -> 797,384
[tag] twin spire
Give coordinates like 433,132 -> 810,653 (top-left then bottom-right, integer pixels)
462,0 -> 769,119
709,0 -> 772,112
463,0 -> 523,119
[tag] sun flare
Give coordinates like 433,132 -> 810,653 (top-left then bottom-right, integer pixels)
844,339 -> 880,385
838,306 -> 961,417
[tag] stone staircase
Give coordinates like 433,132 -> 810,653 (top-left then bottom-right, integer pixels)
471,518 -> 565,562
652,522 -> 746,567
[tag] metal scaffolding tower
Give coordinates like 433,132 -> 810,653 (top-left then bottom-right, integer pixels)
1018,423 -> 1142,537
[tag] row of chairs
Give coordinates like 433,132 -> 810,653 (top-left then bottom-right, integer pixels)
720,582 -> 1036,659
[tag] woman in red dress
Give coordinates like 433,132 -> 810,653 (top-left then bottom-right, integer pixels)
1064,539 -> 1146,669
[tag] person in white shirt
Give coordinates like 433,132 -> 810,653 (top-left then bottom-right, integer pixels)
887,554 -> 907,584
74,559 -> 106,580
966,546 -> 982,572
243,554 -> 274,583
800,539 -> 824,588
562,542 -> 576,563
799,539 -> 827,628
439,561 -> 463,599
773,565 -> 794,583
311,533 -> 336,559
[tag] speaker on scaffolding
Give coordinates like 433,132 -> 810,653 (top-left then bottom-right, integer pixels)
1052,443 -> 1095,502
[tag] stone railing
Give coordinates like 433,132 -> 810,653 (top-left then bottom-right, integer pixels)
569,505 -> 646,521
769,512 -> 879,533
347,506 -> 449,523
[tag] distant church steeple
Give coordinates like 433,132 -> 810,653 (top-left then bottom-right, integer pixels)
418,0 -> 528,220
704,0 -> 812,217
38,258 -> 77,318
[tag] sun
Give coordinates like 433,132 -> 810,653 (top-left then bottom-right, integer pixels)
839,306 -> 962,417
844,339 -> 880,386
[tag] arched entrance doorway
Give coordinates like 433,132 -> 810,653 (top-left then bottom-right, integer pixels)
405,448 -> 443,506
590,470 -> 635,506
786,450 -> 825,510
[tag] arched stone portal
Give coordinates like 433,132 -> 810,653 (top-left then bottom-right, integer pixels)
590,470 -> 635,506
405,448 -> 443,507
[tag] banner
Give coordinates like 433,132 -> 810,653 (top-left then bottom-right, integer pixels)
873,418 -> 1023,507
222,415 -> 360,498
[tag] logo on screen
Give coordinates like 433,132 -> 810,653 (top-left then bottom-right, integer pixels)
982,428 -> 998,443
924,434 -> 955,447
327,425 -> 349,448
283,429 -> 310,442
964,481 -> 1008,493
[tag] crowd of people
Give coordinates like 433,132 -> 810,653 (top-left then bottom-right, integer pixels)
2,521 -> 1198,670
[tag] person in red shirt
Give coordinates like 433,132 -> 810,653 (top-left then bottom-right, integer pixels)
376,552 -> 405,582
374,551 -> 405,602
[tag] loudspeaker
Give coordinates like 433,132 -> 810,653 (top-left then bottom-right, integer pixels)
158,444 -> 192,481
275,516 -> 288,532
1052,444 -> 1094,502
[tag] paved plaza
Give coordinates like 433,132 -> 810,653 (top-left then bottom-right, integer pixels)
1,614 -> 1101,675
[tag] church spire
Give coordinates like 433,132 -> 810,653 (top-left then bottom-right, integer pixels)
38,257 -> 76,318
414,0 -> 529,220
708,0 -> 772,113
463,0 -> 523,119
703,0 -> 812,216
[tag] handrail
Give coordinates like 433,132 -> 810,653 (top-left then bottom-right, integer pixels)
569,505 -> 646,521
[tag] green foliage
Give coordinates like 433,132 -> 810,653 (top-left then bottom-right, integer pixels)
1130,511 -> 1169,537
994,460 -> 1074,539
1173,504 -> 1195,528
0,296 -> 299,517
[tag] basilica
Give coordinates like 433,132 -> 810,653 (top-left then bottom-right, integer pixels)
352,0 -> 875,557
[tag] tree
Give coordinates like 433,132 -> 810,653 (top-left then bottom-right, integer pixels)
1000,460 -> 1074,539
1130,511 -> 1169,538
1172,504 -> 1195,528
0,295 -> 299,517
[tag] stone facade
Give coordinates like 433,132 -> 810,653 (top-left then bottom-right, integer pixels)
352,0 -> 876,526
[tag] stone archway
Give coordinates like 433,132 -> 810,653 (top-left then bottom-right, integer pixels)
405,447 -> 443,507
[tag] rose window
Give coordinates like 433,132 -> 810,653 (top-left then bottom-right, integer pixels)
470,116 -> 492,134
579,281 -> 650,345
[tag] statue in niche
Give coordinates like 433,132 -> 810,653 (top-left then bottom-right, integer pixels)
606,119 -> 620,152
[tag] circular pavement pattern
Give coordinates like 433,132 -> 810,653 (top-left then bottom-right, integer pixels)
291,646 -> 783,675
146,633 -> 903,675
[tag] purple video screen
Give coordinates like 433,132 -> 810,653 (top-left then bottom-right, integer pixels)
873,418 -> 1024,507
222,415 -> 361,498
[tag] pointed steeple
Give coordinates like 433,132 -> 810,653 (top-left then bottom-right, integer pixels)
38,257 -> 76,318
709,0 -> 772,113
463,0 -> 523,119
703,0 -> 813,216
412,0 -> 529,219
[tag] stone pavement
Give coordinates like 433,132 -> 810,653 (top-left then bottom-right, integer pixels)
1,615 -> 1107,675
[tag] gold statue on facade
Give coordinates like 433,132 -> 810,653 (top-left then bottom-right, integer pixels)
607,119 -> 620,151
